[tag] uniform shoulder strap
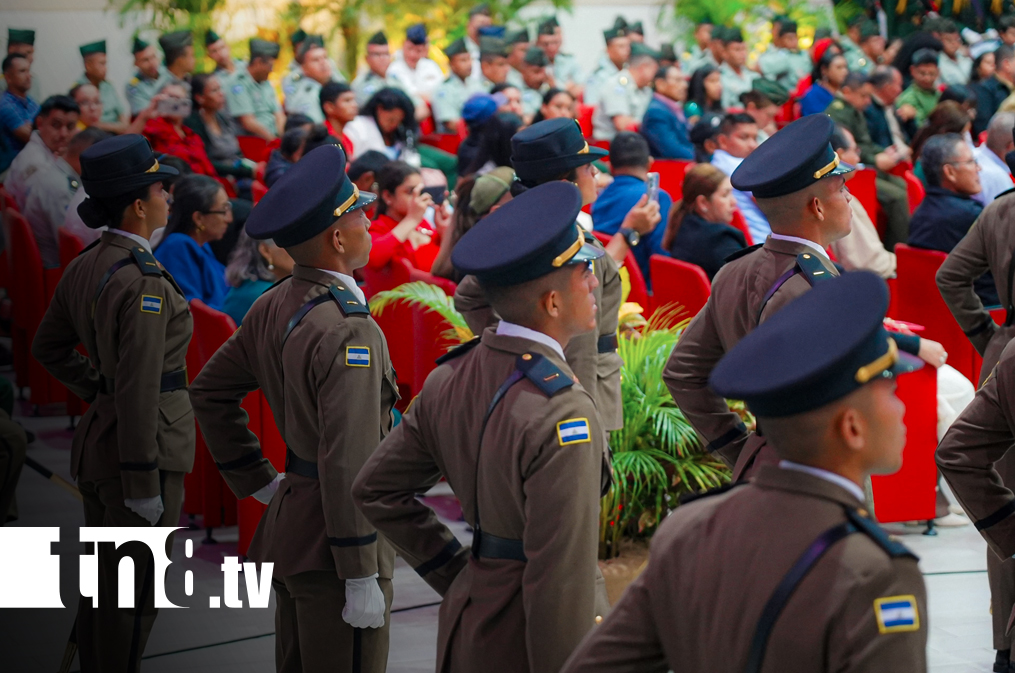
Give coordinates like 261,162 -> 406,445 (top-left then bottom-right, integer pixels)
435,336 -> 481,365
724,242 -> 763,263
128,245 -> 163,277
328,283 -> 370,316
795,252 -> 834,285
844,508 -> 918,560
515,352 -> 574,397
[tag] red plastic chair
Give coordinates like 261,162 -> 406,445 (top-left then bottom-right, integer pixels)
8,209 -> 66,408
407,269 -> 459,396
589,139 -> 611,153
237,135 -> 269,162
729,210 -> 754,247
251,180 -> 268,204
870,363 -> 938,523
902,170 -> 925,214
187,300 -> 239,530
591,231 -> 649,309
893,244 -> 977,383
576,104 -> 594,138
649,255 -> 711,324
848,168 -> 880,229
419,133 -> 463,156
362,259 -> 415,404
650,159 -> 695,202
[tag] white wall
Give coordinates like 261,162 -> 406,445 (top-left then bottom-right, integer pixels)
0,0 -> 671,102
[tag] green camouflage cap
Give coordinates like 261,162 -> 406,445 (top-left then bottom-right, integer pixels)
752,78 -> 790,106
444,37 -> 469,57
523,45 -> 549,66
80,40 -> 107,57
132,37 -> 150,54
8,29 -> 35,47
205,30 -> 222,46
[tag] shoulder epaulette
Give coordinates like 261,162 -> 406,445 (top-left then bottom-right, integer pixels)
845,508 -> 918,560
435,336 -> 481,365
78,238 -> 101,256
516,352 -> 574,397
129,245 -> 163,276
679,481 -> 748,505
796,252 -> 833,286
724,242 -> 763,263
328,283 -> 370,316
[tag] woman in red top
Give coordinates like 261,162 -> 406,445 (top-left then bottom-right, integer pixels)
369,160 -> 449,272
142,83 -> 217,177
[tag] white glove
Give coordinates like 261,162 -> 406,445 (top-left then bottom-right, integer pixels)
251,472 -> 285,504
125,496 -> 164,526
342,573 -> 386,629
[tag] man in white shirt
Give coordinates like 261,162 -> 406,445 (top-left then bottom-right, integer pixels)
973,111 -> 1015,205
464,4 -> 493,78
710,113 -> 771,244
388,23 -> 445,103
937,20 -> 973,87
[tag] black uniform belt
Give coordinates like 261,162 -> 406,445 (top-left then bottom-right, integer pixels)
285,448 -> 319,479
597,332 -> 618,353
472,530 -> 526,562
98,368 -> 188,395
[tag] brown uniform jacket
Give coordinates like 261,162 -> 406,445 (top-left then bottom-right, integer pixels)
663,238 -> 838,470
353,329 -> 608,673
936,189 -> 1015,382
562,466 -> 928,673
32,231 -> 194,498
453,235 -> 625,430
938,336 -> 1015,561
189,264 -> 397,580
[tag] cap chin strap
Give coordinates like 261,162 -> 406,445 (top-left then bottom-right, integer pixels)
855,338 -> 898,384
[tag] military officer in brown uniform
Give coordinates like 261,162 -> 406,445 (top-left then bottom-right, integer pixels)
454,118 -> 659,432
662,114 -> 941,479
31,135 -> 193,672
564,271 -> 929,673
354,181 -> 611,673
936,178 -> 1015,671
188,144 -> 394,673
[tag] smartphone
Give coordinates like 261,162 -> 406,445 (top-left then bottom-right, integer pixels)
157,97 -> 192,118
422,186 -> 446,206
646,172 -> 660,204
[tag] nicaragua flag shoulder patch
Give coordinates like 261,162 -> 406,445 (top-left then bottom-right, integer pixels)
874,595 -> 920,634
556,418 -> 591,446
346,346 -> 371,367
140,295 -> 163,314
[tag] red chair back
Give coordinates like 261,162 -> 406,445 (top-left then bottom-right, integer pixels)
362,259 -> 415,403
251,180 -> 268,204
848,168 -> 879,227
650,159 -> 694,202
407,269 -> 459,396
729,210 -> 754,246
576,104 -> 594,138
237,135 -> 269,162
902,170 -> 925,214
649,255 -> 711,323
893,244 -> 977,383
591,231 -> 649,309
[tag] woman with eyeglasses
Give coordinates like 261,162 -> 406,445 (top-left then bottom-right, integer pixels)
153,174 -> 231,309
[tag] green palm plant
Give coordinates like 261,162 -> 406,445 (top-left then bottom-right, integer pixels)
369,281 -> 474,345
599,307 -> 730,560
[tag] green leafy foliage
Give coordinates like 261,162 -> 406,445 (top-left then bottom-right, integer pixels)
369,281 -> 474,344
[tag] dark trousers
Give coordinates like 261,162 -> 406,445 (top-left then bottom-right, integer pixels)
876,174 -> 911,251
989,451 -> 1015,651
76,472 -> 185,673
273,571 -> 393,673
0,409 -> 25,523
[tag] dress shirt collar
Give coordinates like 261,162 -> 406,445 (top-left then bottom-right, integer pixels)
318,269 -> 367,305
710,149 -> 743,176
107,228 -> 153,253
768,233 -> 829,260
779,460 -> 866,503
975,143 -> 1012,174
495,320 -> 566,360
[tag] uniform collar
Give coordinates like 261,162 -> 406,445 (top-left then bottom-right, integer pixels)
753,463 -> 865,509
767,233 -> 829,260
106,228 -> 153,253
481,326 -> 574,376
495,320 -> 566,360
778,461 -> 866,503
291,265 -> 367,304
318,268 -> 367,304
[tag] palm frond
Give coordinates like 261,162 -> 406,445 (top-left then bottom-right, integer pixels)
369,281 -> 473,342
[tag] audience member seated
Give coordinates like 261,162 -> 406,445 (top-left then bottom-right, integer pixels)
345,87 -> 420,164
264,114 -> 313,187
865,66 -> 912,151
799,50 -> 847,116
908,133 -> 997,304
143,83 -> 216,176
0,53 -> 38,171
660,163 -> 744,280
940,84 -> 978,125
684,64 -> 722,123
973,111 -> 1015,204
185,74 -> 261,202
827,125 -> 897,279
320,81 -> 358,157
71,82 -> 155,136
457,94 -> 521,178
432,37 -> 484,131
491,83 -> 526,118
911,100 -> 974,173
5,95 -> 79,214
740,80 -> 786,143
348,149 -> 389,194
529,87 -> 575,124
591,132 -> 669,284
368,160 -> 448,272
640,63 -> 693,160
591,43 -> 658,141
973,45 -> 1015,136
710,112 -> 771,243
222,231 -> 294,325
896,48 -> 942,127
153,174 -> 232,309
431,166 -> 514,281
689,112 -> 722,163
937,20 -> 972,86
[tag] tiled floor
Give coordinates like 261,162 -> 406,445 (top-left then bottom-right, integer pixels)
1,408 -> 1003,672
